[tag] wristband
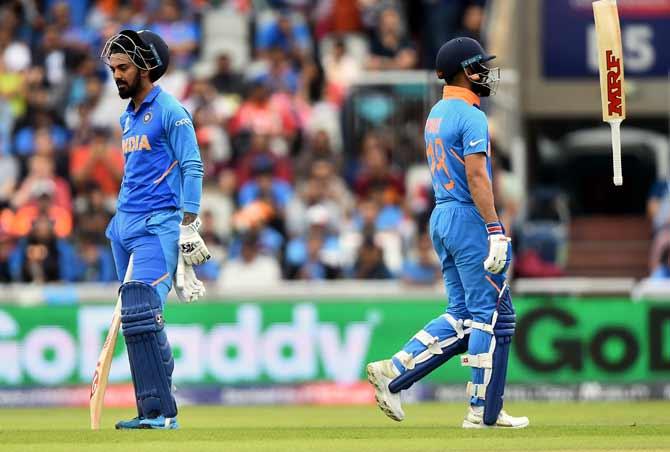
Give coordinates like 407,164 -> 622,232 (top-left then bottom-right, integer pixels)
485,221 -> 504,236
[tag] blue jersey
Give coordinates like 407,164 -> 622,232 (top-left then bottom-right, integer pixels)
424,86 -> 492,205
117,85 -> 203,214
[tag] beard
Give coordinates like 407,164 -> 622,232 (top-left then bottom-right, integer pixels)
116,71 -> 141,99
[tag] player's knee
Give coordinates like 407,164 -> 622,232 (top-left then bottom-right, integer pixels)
120,281 -> 163,336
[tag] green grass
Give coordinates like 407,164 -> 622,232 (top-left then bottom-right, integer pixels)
0,402 -> 669,452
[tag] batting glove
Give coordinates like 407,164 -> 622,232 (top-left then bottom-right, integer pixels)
175,251 -> 206,303
179,216 -> 211,266
483,221 -> 511,274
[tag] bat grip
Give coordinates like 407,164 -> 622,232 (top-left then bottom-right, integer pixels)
610,119 -> 623,186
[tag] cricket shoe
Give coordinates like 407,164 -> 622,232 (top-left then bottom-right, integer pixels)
462,406 -> 529,429
139,416 -> 179,430
366,360 -> 404,422
115,416 -> 144,429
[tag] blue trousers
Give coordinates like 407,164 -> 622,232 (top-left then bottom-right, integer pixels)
394,202 -> 508,404
106,209 -> 181,304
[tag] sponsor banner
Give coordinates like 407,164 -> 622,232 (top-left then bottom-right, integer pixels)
0,298 -> 669,389
542,0 -> 670,77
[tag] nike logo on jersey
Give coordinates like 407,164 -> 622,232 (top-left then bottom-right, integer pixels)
469,139 -> 485,147
122,117 -> 130,134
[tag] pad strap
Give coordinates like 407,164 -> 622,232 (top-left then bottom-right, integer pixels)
466,382 -> 487,399
414,330 -> 443,355
460,353 -> 492,369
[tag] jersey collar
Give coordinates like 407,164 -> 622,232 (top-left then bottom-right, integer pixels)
442,86 -> 480,107
126,85 -> 162,112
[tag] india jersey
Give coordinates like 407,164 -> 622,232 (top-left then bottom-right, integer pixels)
424,86 -> 492,205
117,85 -> 203,214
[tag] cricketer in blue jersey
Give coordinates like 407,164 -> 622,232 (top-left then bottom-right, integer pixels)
100,29 -> 210,430
367,37 -> 529,429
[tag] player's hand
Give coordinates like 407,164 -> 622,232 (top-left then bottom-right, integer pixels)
179,216 -> 211,265
483,221 -> 511,274
175,252 -> 206,303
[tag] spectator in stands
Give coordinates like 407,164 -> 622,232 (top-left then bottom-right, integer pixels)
11,180 -> 72,238
32,25 -> 67,89
365,6 -> 417,70
9,215 -> 75,282
353,235 -> 392,279
255,9 -> 312,61
201,169 -> 236,243
70,127 -> 123,199
419,0 -> 486,67
218,232 -> 281,288
287,159 -> 352,237
73,183 -> 113,244
353,132 -> 405,199
150,0 -> 199,68
647,180 -> 670,234
73,232 -> 116,282
401,232 -> 440,285
239,153 -> 293,213
11,154 -> 71,212
650,244 -> 670,279
13,113 -> 69,158
294,129 -> 342,179
285,204 -> 342,279
228,78 -> 298,140
193,209 -> 223,281
211,53 -> 244,97
235,131 -> 293,187
265,46 -> 300,95
230,201 -> 285,259
322,37 -> 362,104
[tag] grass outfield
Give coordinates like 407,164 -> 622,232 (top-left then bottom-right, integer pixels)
0,402 -> 669,452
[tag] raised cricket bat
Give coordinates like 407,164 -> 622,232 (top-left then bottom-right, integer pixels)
90,255 -> 133,430
593,0 -> 626,186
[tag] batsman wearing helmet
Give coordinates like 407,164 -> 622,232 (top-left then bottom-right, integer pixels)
366,37 -> 528,429
100,30 -> 210,429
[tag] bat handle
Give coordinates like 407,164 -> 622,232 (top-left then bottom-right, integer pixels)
610,119 -> 623,186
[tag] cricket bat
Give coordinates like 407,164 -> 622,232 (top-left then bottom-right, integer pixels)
593,0 -> 626,186
90,255 -> 133,430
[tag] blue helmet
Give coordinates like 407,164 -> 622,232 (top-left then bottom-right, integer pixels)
435,37 -> 499,96
101,29 -> 170,82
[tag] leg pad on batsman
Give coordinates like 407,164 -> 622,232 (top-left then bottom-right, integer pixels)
461,283 -> 515,425
388,313 -> 471,393
121,281 -> 177,419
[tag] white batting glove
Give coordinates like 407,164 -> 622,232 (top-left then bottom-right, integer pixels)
179,216 -> 211,266
483,221 -> 511,274
175,251 -> 206,303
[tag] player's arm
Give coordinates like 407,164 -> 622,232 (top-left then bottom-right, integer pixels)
164,106 -> 210,266
465,153 -> 498,223
462,112 -> 510,274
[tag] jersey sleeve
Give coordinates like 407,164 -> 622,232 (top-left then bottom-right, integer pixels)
163,103 -> 204,214
461,110 -> 489,156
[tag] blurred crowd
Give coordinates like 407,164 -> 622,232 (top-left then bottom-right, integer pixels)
0,0 -> 488,288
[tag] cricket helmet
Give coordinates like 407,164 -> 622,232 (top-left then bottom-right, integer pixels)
101,29 -> 170,82
435,37 -> 499,96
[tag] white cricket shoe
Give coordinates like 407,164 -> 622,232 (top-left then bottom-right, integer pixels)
462,406 -> 529,429
366,360 -> 404,422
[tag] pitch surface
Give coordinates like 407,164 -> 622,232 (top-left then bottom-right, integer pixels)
0,402 -> 668,451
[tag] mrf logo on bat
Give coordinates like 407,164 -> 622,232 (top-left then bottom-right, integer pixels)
605,49 -> 623,117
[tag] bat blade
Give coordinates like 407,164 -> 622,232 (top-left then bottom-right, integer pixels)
89,255 -> 134,430
593,0 -> 626,186
89,299 -> 122,430
593,0 -> 626,122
